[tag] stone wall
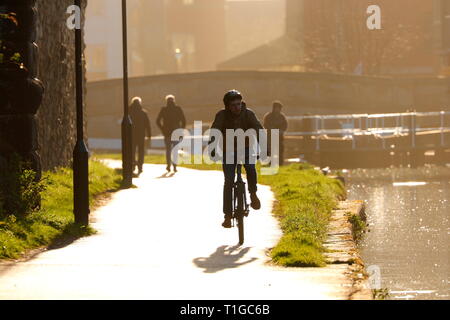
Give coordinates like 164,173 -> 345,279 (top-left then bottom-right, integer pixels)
35,0 -> 86,170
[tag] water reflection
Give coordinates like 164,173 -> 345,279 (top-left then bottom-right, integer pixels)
392,181 -> 427,187
344,166 -> 450,300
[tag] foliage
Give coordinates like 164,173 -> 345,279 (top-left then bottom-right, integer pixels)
259,163 -> 346,266
347,212 -> 367,242
372,288 -> 390,300
0,154 -> 46,218
0,12 -> 25,70
0,160 -> 121,259
299,0 -> 423,75
0,13 -> 18,27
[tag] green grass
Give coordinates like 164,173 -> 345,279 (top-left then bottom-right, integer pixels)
0,160 -> 121,260
259,163 -> 345,266
94,153 -> 167,165
347,212 -> 367,242
93,153 -> 223,171
95,153 -> 345,267
372,288 -> 391,300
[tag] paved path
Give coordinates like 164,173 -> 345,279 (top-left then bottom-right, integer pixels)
0,161 -> 352,299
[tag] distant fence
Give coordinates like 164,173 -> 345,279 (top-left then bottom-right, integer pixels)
285,111 -> 450,168
287,111 -> 450,150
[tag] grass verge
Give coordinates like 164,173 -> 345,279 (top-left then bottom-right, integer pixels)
259,163 -> 345,267
0,160 -> 121,260
93,153 -> 223,171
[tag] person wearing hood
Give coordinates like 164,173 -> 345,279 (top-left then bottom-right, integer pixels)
210,90 -> 264,228
129,97 -> 152,175
156,94 -> 186,173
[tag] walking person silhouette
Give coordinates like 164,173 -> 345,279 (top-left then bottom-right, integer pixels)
156,95 -> 186,173
129,97 -> 151,175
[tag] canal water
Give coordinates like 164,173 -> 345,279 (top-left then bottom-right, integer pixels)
344,165 -> 450,300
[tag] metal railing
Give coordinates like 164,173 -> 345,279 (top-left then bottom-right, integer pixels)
287,110 -> 450,150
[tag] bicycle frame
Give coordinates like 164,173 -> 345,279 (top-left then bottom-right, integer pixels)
232,164 -> 250,244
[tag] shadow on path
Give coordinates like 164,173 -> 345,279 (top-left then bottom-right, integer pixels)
193,245 -> 257,273
156,172 -> 175,179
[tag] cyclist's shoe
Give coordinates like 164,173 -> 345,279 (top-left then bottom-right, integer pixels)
222,216 -> 232,228
250,192 -> 261,210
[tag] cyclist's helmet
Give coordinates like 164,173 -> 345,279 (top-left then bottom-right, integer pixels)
223,90 -> 243,107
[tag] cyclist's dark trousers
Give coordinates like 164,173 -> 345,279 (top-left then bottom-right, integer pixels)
164,136 -> 178,169
133,138 -> 145,172
222,155 -> 257,217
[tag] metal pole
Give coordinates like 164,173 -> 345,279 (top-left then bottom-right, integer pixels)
121,0 -> 133,187
409,112 -> 416,148
352,117 -> 356,149
73,0 -> 90,226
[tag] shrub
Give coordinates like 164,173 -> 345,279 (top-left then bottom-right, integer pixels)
0,154 -> 47,217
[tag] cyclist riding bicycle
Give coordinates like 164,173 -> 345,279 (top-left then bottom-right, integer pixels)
210,90 -> 264,228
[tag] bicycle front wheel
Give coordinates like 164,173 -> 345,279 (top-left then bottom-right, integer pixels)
236,182 -> 245,245
237,212 -> 244,245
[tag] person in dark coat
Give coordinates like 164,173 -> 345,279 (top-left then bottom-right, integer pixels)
156,95 -> 186,172
210,90 -> 264,228
263,101 -> 288,166
129,97 -> 152,174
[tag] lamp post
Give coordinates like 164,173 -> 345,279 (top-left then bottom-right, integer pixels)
73,0 -> 90,226
121,0 -> 133,187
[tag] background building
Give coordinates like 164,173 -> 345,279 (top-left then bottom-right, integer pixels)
165,0 -> 226,73
220,0 -> 448,76
435,0 -> 450,74
84,0 -> 286,80
85,0 -> 122,80
225,0 -> 285,61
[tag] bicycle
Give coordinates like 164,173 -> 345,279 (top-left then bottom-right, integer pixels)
232,164 -> 250,245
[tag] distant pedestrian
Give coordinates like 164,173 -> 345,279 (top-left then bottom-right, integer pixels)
130,97 -> 152,174
156,95 -> 186,172
263,101 -> 288,166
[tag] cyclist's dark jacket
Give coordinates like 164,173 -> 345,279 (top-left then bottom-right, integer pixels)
210,104 -> 263,154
